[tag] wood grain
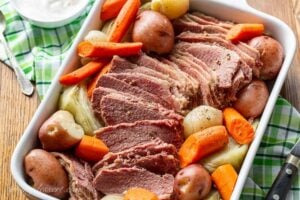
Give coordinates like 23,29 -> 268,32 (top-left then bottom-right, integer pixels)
0,1 -> 299,199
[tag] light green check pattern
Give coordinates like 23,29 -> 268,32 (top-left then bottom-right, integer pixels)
0,0 -> 95,99
0,1 -> 299,199
241,98 -> 300,199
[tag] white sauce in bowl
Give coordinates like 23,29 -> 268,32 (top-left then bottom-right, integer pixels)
14,0 -> 87,22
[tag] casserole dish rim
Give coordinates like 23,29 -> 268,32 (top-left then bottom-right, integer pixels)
10,0 -> 297,199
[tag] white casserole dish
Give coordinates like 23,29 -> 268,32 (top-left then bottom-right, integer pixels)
10,0 -> 297,199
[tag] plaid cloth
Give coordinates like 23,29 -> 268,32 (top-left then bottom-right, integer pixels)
241,97 -> 300,199
1,1 -> 299,199
0,0 -> 94,99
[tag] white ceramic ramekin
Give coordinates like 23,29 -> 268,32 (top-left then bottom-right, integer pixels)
10,0 -> 89,28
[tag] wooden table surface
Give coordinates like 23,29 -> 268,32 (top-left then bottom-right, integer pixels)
0,0 -> 299,199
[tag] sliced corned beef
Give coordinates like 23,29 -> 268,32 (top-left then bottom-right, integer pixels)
93,139 -> 179,175
130,54 -> 196,98
93,167 -> 174,200
109,56 -> 190,113
96,74 -> 171,109
52,153 -> 101,200
173,18 -> 228,35
95,119 -> 183,151
175,42 -> 243,89
186,13 -> 234,29
100,93 -> 183,126
176,31 -> 256,67
108,72 -> 188,113
191,12 -> 234,28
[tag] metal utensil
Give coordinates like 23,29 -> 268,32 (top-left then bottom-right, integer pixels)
0,11 -> 34,96
266,138 -> 300,200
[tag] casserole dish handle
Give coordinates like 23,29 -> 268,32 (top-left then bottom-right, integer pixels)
212,0 -> 251,9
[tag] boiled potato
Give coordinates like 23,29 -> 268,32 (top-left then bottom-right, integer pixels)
101,194 -> 124,200
183,105 -> 223,138
151,0 -> 189,19
38,110 -> 84,151
132,10 -> 174,54
24,149 -> 69,199
84,30 -> 108,43
174,164 -> 212,200
200,137 -> 248,173
233,80 -> 269,119
248,36 -> 284,80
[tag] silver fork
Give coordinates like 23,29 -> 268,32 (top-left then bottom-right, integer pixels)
0,11 -> 34,96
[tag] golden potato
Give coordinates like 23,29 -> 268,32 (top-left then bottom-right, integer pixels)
151,0 -> 189,19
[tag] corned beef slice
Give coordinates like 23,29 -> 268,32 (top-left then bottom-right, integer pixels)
93,167 -> 174,200
176,31 -> 256,67
173,18 -> 228,35
109,56 -> 190,113
186,13 -> 234,29
130,54 -> 197,97
175,42 -> 243,89
52,153 -> 100,200
95,119 -> 183,151
100,93 -> 182,126
108,72 -> 187,112
96,74 -> 171,109
93,139 -> 180,175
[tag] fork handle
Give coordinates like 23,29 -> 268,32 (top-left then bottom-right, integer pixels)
0,34 -> 34,96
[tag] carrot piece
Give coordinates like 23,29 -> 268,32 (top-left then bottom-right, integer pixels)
226,23 -> 264,43
124,188 -> 159,200
211,164 -> 238,200
100,0 -> 127,21
59,60 -> 108,85
223,107 -> 254,144
75,135 -> 109,162
87,61 -> 112,98
77,41 -> 142,58
178,126 -> 229,168
107,0 -> 141,42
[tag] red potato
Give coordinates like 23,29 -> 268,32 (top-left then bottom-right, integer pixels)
174,164 -> 212,200
38,110 -> 84,151
248,36 -> 284,80
132,10 -> 174,54
233,80 -> 269,119
24,149 -> 69,199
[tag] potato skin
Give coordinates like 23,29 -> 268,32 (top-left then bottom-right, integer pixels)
233,80 -> 269,119
248,36 -> 284,80
174,164 -> 212,200
132,10 -> 174,54
38,110 -> 84,151
24,149 -> 69,199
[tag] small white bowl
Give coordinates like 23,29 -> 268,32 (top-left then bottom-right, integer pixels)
10,0 -> 89,28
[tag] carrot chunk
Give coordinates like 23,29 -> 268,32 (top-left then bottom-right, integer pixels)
87,61 -> 112,98
223,107 -> 254,144
124,188 -> 159,200
59,60 -> 108,85
178,126 -> 229,168
75,135 -> 109,162
107,0 -> 141,42
226,23 -> 264,43
100,0 -> 127,21
211,164 -> 238,200
77,41 -> 142,58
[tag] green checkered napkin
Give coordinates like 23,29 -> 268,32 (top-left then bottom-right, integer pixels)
241,98 -> 300,199
0,0 -> 95,99
1,1 -> 300,199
